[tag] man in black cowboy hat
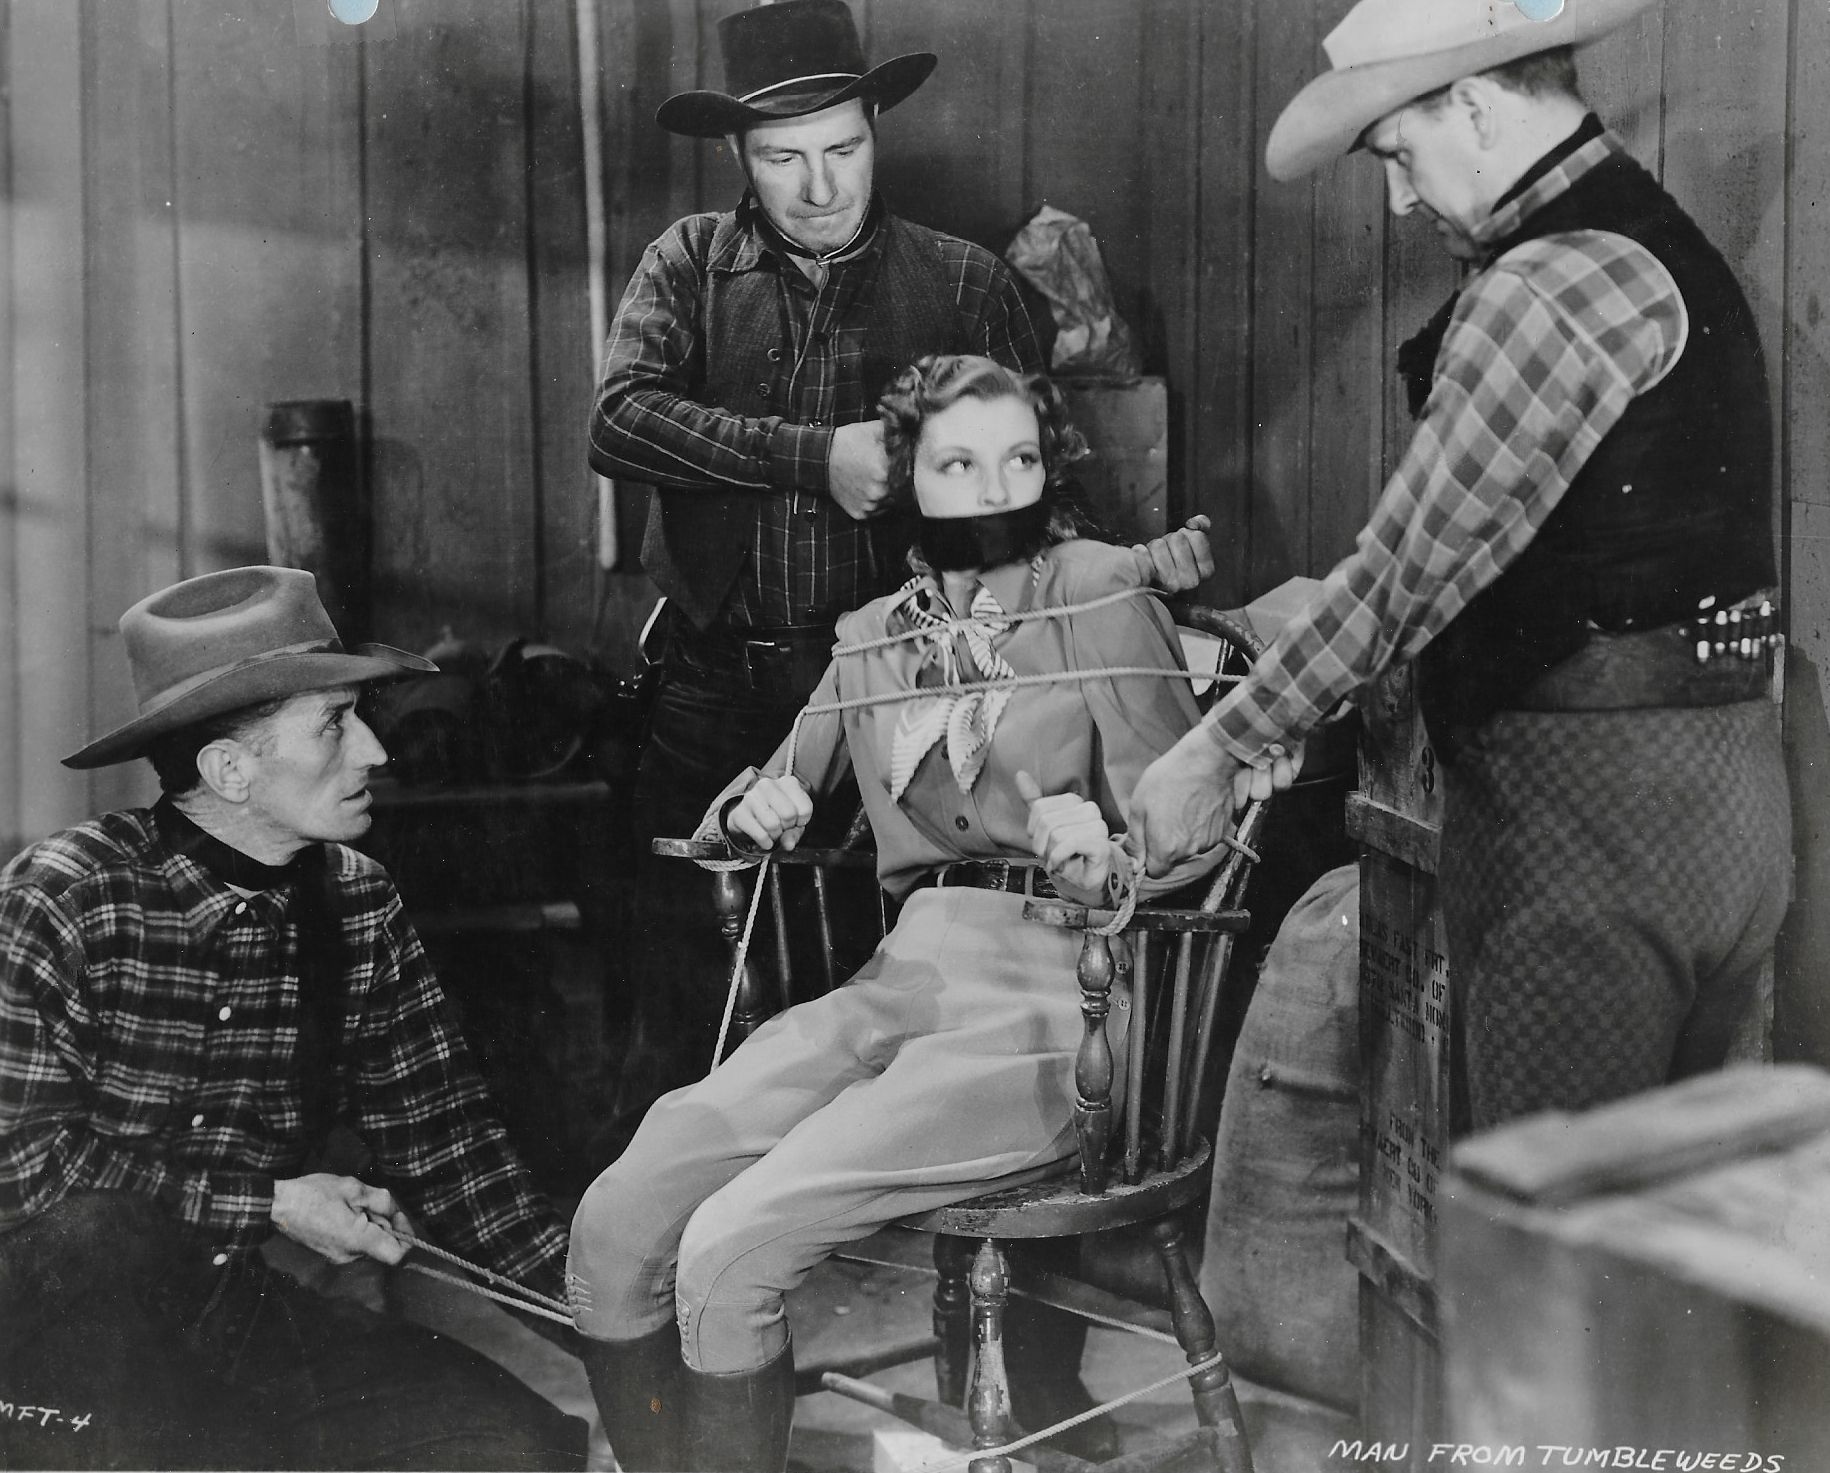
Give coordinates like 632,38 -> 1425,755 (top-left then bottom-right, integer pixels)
0,567 -> 585,1470
1133,0 -> 1790,1134
587,3 -> 1200,1463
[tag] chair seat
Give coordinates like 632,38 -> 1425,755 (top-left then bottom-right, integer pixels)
899,1138 -> 1213,1239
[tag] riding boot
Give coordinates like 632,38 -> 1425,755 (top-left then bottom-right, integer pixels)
683,1340 -> 795,1473
577,1325 -> 686,1472
1005,1293 -> 1121,1463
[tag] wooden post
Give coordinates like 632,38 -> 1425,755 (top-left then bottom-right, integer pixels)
1345,662 -> 1450,1466
1073,931 -> 1116,1196
966,1238 -> 1014,1473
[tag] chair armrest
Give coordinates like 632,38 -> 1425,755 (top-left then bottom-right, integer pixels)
1021,900 -> 1250,933
651,835 -> 876,870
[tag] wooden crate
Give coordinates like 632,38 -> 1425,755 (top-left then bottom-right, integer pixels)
1442,1065 -> 1830,1461
1345,661 -> 1450,1465
1058,376 -> 1168,544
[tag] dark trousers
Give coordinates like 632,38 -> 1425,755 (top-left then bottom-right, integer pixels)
0,1193 -> 585,1471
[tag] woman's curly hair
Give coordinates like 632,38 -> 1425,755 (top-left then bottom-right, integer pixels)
879,355 -> 1103,559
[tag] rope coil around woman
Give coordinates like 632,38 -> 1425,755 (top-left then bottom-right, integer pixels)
393,583 -> 1262,1451
701,583 -> 1252,1066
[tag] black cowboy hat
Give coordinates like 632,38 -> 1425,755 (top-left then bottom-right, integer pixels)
656,0 -> 936,139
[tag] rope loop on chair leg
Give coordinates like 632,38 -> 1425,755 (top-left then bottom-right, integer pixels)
906,1348 -> 1229,1473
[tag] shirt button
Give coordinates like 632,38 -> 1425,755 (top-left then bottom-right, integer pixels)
211,1252 -> 229,1268
767,348 -> 782,362
191,1113 -> 204,1128
233,901 -> 248,916
757,382 -> 770,397
954,816 -> 970,832
217,1006 -> 232,1022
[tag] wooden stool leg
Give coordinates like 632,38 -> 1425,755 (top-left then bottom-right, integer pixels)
966,1238 -> 1014,1473
932,1234 -> 973,1406
1151,1215 -> 1253,1473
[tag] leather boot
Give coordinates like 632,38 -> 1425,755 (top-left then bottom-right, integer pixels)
1005,1294 -> 1121,1463
577,1324 -> 686,1472
683,1340 -> 795,1473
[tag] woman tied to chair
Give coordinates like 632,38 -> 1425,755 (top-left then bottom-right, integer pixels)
568,354 -> 1227,1471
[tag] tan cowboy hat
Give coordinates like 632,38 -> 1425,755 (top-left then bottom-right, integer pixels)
64,566 -> 435,769
1265,0 -> 1660,182
656,0 -> 935,139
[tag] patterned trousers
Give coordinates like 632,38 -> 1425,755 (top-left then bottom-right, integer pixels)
1439,698 -> 1791,1132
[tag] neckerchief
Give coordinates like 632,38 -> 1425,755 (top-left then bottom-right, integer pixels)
886,570 -> 1029,801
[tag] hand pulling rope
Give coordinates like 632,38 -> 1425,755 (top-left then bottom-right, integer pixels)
392,1228 -> 574,1325
399,1260 -> 577,1326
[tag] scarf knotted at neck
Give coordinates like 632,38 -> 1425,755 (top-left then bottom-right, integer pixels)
886,575 -> 1023,801
154,798 -> 347,1149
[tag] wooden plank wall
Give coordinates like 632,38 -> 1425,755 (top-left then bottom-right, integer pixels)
2,0 -> 1825,1061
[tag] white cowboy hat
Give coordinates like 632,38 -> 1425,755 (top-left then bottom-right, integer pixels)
1265,0 -> 1660,182
64,566 -> 435,769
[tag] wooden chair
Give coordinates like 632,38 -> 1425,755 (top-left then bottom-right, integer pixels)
652,606 -> 1269,1473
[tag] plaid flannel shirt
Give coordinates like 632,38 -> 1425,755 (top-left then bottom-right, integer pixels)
588,196 -> 1043,626
1204,129 -> 1688,762
0,809 -> 567,1301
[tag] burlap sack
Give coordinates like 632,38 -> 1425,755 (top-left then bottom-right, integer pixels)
1200,863 -> 1361,1412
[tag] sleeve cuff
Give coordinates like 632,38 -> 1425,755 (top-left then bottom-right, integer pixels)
713,794 -> 748,848
769,421 -> 834,494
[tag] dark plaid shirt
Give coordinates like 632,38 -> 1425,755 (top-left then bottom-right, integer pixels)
0,809 -> 567,1301
589,195 -> 1043,626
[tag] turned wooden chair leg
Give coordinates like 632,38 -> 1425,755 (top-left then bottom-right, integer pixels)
966,1237 -> 1015,1473
1151,1215 -> 1254,1473
932,1234 -> 973,1407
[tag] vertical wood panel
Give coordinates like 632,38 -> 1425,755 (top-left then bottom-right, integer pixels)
1578,10 -> 1664,173
1140,0 -> 1202,533
1025,0 -> 1147,343
1776,0 -> 1830,1067
1308,149 -> 1386,565
171,2 -> 363,589
0,2 -> 17,846
82,2 -> 181,817
870,0 -> 1029,250
1191,0 -> 1257,604
527,0 -> 597,650
1659,1 -> 1789,418
9,3 -> 91,835
365,0 -> 539,650
1249,2 -> 1317,599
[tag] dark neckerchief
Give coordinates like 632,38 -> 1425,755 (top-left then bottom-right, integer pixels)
1395,113 -> 1608,419
154,797 -> 344,1150
154,796 -> 313,891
